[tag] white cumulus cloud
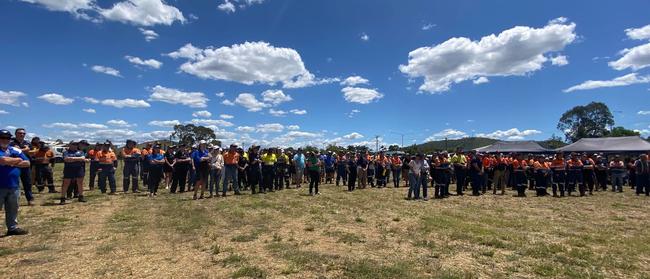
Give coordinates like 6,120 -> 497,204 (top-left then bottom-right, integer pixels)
91,65 -> 122,77
473,77 -> 489,85
82,108 -> 96,113
564,73 -> 650,92
99,0 -> 186,26
107,119 -> 133,127
0,90 -> 28,107
399,18 -> 576,93
625,24 -> 650,41
609,42 -> 650,71
425,129 -> 468,141
340,75 -> 369,86
37,93 -> 74,105
341,87 -> 383,104
343,132 -> 364,140
261,90 -> 292,105
149,85 -> 209,108
220,114 -> 234,119
551,55 -> 569,66
189,119 -> 234,127
168,42 -> 331,88
476,128 -> 541,140
139,28 -> 159,41
149,120 -> 180,127
256,123 -> 284,133
290,109 -> 307,115
101,98 -> 151,108
125,55 -> 162,69
192,110 -> 212,118
269,109 -> 287,117
235,93 -> 269,112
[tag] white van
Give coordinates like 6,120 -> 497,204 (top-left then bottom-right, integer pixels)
52,146 -> 65,163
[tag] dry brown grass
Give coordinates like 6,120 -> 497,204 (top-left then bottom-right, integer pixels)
1,165 -> 650,278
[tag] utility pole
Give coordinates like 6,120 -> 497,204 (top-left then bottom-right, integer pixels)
390,131 -> 410,149
375,135 -> 380,153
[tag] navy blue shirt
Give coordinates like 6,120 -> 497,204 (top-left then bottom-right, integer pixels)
64,150 -> 86,168
0,146 -> 29,189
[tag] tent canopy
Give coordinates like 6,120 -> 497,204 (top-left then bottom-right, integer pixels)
555,136 -> 650,153
473,141 -> 549,153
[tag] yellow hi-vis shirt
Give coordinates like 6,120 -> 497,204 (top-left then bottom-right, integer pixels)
261,153 -> 277,165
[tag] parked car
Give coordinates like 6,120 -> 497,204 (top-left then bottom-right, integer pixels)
52,146 -> 65,163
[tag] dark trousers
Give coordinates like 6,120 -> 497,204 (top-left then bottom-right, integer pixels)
98,165 -> 116,193
89,161 -> 99,189
262,165 -> 275,191
552,170 -> 565,196
454,166 -> 465,195
636,173 -> 649,195
567,169 -> 584,195
274,165 -> 288,190
420,175 -> 429,199
171,165 -> 189,193
535,171 -> 550,196
596,169 -> 608,190
239,170 -> 249,190
583,170 -> 595,194
514,171 -> 527,197
471,172 -> 483,195
248,169 -> 260,193
348,171 -> 356,191
336,169 -> 347,186
309,169 -> 320,194
148,168 -> 163,194
35,164 -> 55,192
19,167 -> 33,202
376,165 -> 386,187
123,161 -> 140,192
392,169 -> 401,187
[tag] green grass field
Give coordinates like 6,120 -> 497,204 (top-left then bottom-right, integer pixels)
1,164 -> 649,278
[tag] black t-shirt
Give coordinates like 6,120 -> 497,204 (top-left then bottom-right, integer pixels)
165,151 -> 175,164
174,150 -> 189,164
470,158 -> 482,174
357,157 -> 368,168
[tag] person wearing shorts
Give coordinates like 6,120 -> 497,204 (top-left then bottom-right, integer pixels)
147,145 -> 166,197
191,140 -> 211,200
60,141 -> 88,204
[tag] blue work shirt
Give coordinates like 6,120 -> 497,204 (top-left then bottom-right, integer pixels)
0,146 -> 29,189
293,153 -> 305,169
191,149 -> 210,166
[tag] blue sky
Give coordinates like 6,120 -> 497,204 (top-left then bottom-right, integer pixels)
1,0 -> 650,148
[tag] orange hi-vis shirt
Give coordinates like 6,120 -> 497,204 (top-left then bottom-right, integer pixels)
550,159 -> 566,170
223,151 -> 240,165
122,148 -> 141,159
482,157 -> 493,168
533,161 -> 551,170
87,149 -> 98,160
512,159 -> 527,170
97,150 -> 117,164
390,157 -> 402,166
33,149 -> 54,164
141,148 -> 152,157
567,159 -> 583,168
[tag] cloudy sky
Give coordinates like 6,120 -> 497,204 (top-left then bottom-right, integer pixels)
1,0 -> 649,148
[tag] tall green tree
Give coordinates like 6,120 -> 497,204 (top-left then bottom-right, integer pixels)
557,102 -> 614,142
608,126 -> 640,137
171,124 -> 217,146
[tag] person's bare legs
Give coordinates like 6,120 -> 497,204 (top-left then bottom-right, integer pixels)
76,178 -> 84,197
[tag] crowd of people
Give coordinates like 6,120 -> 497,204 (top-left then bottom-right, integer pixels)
1,127 -> 650,236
